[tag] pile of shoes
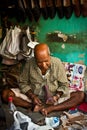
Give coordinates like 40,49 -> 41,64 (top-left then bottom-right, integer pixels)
0,0 -> 87,23
60,110 -> 87,130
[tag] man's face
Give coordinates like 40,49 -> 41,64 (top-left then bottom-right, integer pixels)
35,50 -> 51,74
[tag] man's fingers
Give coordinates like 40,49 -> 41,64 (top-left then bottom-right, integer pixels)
41,108 -> 47,116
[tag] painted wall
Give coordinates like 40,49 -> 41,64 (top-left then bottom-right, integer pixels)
0,12 -> 87,65
29,13 -> 87,65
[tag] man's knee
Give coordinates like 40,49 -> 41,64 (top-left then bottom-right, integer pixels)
71,91 -> 85,102
84,91 -> 87,102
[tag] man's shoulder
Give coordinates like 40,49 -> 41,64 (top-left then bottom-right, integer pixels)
26,57 -> 35,62
51,56 -> 61,63
50,56 -> 63,71
25,57 -> 35,66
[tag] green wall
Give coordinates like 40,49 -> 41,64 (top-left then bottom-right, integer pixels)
29,13 -> 87,65
0,13 -> 87,65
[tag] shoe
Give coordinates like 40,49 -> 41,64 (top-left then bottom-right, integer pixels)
80,0 -> 87,17
55,0 -> 64,19
39,0 -> 48,19
31,0 -> 41,22
46,0 -> 56,19
63,0 -> 73,19
72,0 -> 81,17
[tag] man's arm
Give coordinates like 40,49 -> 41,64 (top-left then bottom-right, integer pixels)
2,89 -> 32,109
56,91 -> 63,98
25,90 -> 42,105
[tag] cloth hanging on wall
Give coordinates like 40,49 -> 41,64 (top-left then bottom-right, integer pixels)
0,26 -> 39,65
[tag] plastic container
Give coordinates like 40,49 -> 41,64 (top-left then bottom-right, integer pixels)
45,116 -> 60,128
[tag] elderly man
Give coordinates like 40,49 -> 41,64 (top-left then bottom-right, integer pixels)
18,43 -> 84,115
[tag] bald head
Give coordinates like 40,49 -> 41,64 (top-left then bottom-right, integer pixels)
34,43 -> 50,58
34,43 -> 51,75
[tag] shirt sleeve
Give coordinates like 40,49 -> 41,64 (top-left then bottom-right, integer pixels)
18,61 -> 32,94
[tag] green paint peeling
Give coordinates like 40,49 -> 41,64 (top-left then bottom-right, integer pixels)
0,13 -> 87,65
34,14 -> 87,65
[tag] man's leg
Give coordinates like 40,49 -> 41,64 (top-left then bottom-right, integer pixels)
41,91 -> 85,116
1,88 -> 32,109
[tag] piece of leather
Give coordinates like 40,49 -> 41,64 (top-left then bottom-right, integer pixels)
28,112 -> 45,124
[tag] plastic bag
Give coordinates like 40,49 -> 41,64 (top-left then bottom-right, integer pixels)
10,111 -> 54,130
10,111 -> 39,130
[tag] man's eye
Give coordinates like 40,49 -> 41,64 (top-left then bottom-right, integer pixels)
38,63 -> 42,65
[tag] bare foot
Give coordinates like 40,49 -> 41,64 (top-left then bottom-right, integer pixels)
33,105 -> 44,112
41,106 -> 53,116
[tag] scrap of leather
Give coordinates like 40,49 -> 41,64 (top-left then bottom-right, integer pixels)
61,111 -> 87,129
63,111 -> 84,122
43,85 -> 54,105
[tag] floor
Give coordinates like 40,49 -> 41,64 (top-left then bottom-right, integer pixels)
1,104 -> 87,130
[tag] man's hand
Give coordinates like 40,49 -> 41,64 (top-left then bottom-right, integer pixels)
32,95 -> 42,105
26,90 -> 42,105
46,95 -> 60,105
46,97 -> 54,105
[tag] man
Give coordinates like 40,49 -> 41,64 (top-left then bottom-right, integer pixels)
18,43 -> 85,115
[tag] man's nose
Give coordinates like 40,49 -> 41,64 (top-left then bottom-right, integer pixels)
42,62 -> 46,67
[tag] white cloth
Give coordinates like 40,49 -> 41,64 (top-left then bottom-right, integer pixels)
11,88 -> 31,103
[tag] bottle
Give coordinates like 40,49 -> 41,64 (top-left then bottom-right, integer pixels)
8,96 -> 17,114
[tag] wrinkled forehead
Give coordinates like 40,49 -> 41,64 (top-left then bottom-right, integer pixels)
35,47 -> 49,57
35,50 -> 50,62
